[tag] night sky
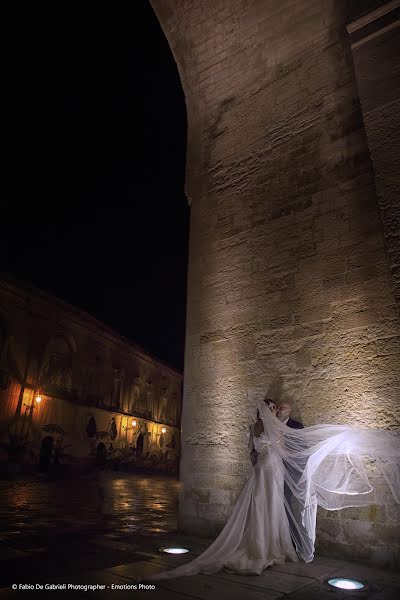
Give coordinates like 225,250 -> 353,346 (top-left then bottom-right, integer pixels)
0,3 -> 189,372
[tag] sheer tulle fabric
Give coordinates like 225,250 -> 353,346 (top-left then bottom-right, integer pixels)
254,401 -> 400,563
146,401 -> 400,580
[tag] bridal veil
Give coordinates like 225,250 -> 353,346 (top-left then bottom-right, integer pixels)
257,400 -> 400,562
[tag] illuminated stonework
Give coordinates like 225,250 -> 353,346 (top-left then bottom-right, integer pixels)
151,0 -> 400,566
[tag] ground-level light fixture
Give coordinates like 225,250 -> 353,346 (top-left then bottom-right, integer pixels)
159,547 -> 189,555
132,420 -> 137,427
34,391 -> 42,403
161,427 -> 166,433
327,578 -> 365,591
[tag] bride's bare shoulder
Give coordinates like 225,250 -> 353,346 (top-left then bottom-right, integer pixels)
254,418 -> 264,437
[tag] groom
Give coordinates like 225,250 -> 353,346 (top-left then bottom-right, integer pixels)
275,400 -> 305,552
276,401 -> 303,429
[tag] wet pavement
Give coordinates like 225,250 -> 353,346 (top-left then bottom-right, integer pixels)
0,472 -> 180,586
1,472 -> 399,599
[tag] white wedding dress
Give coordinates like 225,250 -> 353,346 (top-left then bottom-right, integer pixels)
147,400 -> 400,581
148,407 -> 299,581
220,426 -> 299,572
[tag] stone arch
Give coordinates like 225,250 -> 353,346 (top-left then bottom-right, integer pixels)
39,333 -> 76,396
41,332 -> 77,360
150,0 -> 400,566
149,1 -> 200,205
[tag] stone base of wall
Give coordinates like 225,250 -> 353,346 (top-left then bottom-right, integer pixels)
178,513 -> 225,539
316,506 -> 400,570
178,505 -> 400,570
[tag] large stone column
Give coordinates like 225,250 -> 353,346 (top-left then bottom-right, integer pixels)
151,0 -> 400,565
347,0 -> 400,313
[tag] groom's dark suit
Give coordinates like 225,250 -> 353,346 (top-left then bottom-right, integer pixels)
283,416 -> 304,552
286,418 -> 303,429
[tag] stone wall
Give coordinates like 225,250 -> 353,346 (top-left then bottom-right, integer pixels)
151,0 -> 400,565
0,276 -> 182,474
348,1 -> 400,314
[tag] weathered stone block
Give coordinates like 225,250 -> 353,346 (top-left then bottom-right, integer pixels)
339,505 -> 386,523
317,517 -> 343,541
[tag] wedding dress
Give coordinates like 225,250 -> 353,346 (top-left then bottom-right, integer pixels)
147,400 -> 400,581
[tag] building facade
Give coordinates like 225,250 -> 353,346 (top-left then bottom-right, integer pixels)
0,276 -> 182,475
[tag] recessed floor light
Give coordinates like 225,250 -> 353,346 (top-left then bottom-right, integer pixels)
159,547 -> 189,554
328,578 -> 365,590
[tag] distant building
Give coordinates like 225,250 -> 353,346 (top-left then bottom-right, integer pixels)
0,275 -> 182,475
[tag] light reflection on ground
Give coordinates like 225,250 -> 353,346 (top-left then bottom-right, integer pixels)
0,471 -> 181,585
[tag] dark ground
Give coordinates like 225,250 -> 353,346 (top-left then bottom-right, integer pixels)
0,472 -> 180,587
1,473 -> 399,599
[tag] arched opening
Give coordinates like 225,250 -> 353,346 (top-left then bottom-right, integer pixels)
40,335 -> 74,398
85,416 -> 97,438
136,433 -> 144,458
95,443 -> 107,467
39,436 -> 54,472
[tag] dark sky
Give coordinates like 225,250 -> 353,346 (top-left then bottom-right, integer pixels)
0,3 -> 189,372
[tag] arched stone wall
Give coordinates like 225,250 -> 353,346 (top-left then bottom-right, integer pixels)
151,0 -> 400,565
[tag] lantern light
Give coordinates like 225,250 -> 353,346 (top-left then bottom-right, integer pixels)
161,427 -> 166,434
132,420 -> 137,427
34,391 -> 42,403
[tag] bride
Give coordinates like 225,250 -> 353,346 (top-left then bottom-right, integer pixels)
146,398 -> 400,581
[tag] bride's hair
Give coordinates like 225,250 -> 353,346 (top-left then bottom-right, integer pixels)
265,398 -> 276,411
257,398 -> 276,419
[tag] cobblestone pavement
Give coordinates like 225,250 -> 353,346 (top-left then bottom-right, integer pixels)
1,472 -> 399,599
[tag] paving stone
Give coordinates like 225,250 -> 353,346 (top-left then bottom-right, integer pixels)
105,559 -> 170,580
161,573 -> 284,600
271,555 -> 352,580
212,568 -> 314,594
49,569 -> 185,600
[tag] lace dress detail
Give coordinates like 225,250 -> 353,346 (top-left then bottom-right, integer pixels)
253,430 -> 271,455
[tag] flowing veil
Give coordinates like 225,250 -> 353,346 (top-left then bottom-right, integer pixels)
257,401 -> 400,562
146,401 -> 400,581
